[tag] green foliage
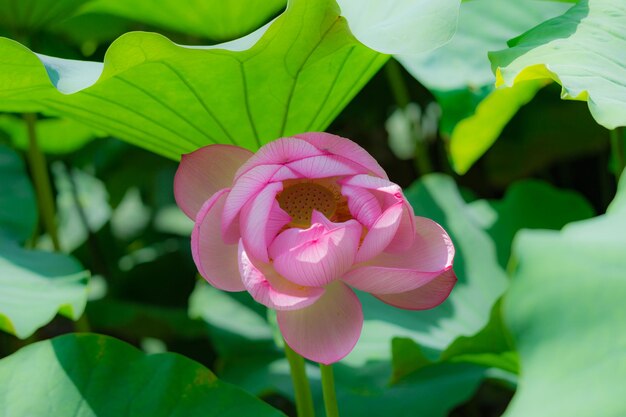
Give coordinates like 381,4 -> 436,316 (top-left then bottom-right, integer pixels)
0,0 -> 623,415
0,145 -> 36,241
0,238 -> 89,338
502,173 -> 626,417
491,0 -> 626,129
398,0 -> 571,172
0,0 -> 387,159
0,333 -> 286,417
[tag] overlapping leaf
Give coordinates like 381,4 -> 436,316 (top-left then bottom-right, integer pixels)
0,238 -> 89,338
491,0 -> 626,129
0,0 -> 387,159
396,0 -> 572,173
502,173 -> 626,417
0,334 -> 286,416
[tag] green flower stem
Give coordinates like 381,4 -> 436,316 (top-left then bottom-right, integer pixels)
610,127 -> 625,183
24,113 -> 61,251
320,364 -> 339,417
284,341 -> 316,417
385,59 -> 410,109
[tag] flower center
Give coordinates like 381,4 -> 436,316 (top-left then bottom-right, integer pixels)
277,182 -> 337,227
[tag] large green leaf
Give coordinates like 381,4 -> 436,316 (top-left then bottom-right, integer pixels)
0,238 -> 89,338
345,174 -> 508,366
0,145 -> 36,242
0,333 -> 285,416
502,174 -> 626,417
396,0 -> 572,173
336,0 -> 461,55
398,0 -> 570,92
491,0 -> 626,129
0,0 -> 387,159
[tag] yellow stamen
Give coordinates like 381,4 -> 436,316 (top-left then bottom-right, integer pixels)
277,182 -> 337,227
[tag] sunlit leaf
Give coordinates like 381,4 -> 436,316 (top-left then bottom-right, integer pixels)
449,80 -> 546,174
396,0 -> 571,172
491,0 -> 626,129
0,238 -> 89,338
0,0 -> 387,159
502,173 -> 626,417
0,333 -> 286,416
338,0 -> 461,55
0,145 -> 36,242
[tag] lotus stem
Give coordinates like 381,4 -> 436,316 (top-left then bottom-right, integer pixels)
320,363 -> 339,417
24,113 -> 61,251
284,341 -> 316,417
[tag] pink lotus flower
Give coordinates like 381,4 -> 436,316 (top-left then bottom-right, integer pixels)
175,132 -> 455,364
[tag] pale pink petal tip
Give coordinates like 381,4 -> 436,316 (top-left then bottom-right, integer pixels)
277,281 -> 363,364
374,269 -> 457,310
294,132 -> 388,179
174,144 -> 252,219
191,190 -> 245,292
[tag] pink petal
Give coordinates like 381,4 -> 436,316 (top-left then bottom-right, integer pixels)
339,174 -> 403,203
191,189 -> 244,292
295,132 -> 388,179
339,174 -> 416,261
234,137 -> 323,180
265,200 -> 292,247
342,266 -> 447,295
355,202 -> 404,263
374,216 -> 455,271
174,145 -> 252,219
286,155 -> 364,178
240,182 -> 284,262
384,201 -> 416,253
277,281 -> 363,364
340,184 -> 382,229
374,269 -> 457,310
222,164 -> 288,243
342,216 -> 453,294
270,216 -> 362,287
238,241 -> 324,310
